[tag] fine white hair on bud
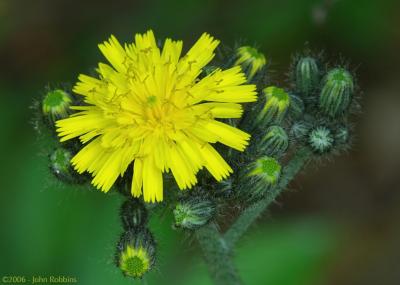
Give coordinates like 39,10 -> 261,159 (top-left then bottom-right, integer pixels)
295,56 -> 320,97
308,126 -> 334,153
42,89 -> 72,123
319,68 -> 354,117
173,196 -> 216,230
260,126 -> 289,156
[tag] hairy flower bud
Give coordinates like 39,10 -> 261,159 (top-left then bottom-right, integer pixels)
248,156 -> 281,186
333,125 -> 351,151
295,57 -> 320,97
116,229 -> 156,279
42,89 -> 72,123
308,126 -> 334,153
334,125 -> 350,145
173,197 -> 216,230
290,121 -> 311,140
120,199 -> 148,230
260,126 -> 289,156
49,147 -> 75,182
235,46 -> 267,80
288,93 -> 305,120
240,157 -> 282,202
257,87 -> 290,125
319,68 -> 354,117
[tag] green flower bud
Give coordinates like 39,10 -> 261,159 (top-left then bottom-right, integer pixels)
260,126 -> 289,156
290,121 -> 311,140
116,229 -> 156,279
42,89 -> 72,123
288,93 -> 305,120
334,125 -> 350,145
248,156 -> 281,186
120,199 -> 148,230
49,147 -> 75,182
237,157 -> 282,202
308,126 -> 334,153
319,68 -> 354,117
173,197 -> 216,230
235,46 -> 267,80
295,57 -> 320,96
257,87 -> 290,124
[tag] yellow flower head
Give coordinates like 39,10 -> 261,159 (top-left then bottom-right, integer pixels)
56,30 -> 257,202
235,46 -> 267,80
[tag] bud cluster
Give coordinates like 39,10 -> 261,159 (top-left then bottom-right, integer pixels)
290,54 -> 357,154
220,47 -> 358,204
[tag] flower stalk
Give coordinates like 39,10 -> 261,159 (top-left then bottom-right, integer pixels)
224,147 -> 312,248
195,223 -> 243,285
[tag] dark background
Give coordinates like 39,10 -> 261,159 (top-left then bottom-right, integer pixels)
1,0 -> 400,284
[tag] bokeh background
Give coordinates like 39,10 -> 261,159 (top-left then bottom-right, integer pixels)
1,0 -> 399,284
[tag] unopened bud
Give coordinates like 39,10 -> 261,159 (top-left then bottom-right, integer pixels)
319,68 -> 354,117
120,199 -> 148,230
42,89 -> 72,123
257,87 -> 290,124
308,126 -> 334,153
290,121 -> 311,140
288,93 -> 305,120
260,126 -> 289,156
295,57 -> 320,97
248,156 -> 281,186
49,147 -> 75,183
334,125 -> 350,145
173,197 -> 216,230
235,46 -> 267,80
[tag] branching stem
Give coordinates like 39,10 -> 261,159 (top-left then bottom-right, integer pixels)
195,147 -> 312,285
225,147 -> 312,247
195,223 -> 243,285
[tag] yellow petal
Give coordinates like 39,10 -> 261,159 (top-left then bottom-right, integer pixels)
199,144 -> 232,181
142,156 -> 163,202
98,35 -> 127,73
132,159 -> 143,197
200,120 -> 250,151
191,102 -> 243,118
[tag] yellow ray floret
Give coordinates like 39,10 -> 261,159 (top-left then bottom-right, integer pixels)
56,30 -> 257,202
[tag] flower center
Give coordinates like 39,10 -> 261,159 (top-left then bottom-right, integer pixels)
124,256 -> 145,277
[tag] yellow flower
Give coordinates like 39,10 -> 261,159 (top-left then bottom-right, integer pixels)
56,30 -> 256,202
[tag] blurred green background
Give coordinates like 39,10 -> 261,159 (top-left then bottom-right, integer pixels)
1,0 -> 400,284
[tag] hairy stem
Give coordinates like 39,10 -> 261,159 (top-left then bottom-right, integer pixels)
224,147 -> 312,247
195,223 -> 243,285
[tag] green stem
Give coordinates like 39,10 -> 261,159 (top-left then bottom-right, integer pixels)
195,223 -> 243,285
224,147 -> 312,247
